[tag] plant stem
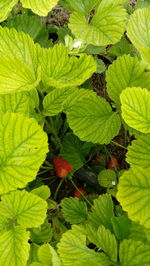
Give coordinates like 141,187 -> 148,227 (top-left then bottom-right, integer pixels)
54,178 -> 64,200
111,141 -> 128,150
71,179 -> 93,207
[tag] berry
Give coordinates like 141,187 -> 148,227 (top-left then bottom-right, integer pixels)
107,156 -> 119,169
53,157 -> 73,178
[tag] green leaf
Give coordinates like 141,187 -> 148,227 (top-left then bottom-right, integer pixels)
31,185 -> 51,200
0,56 -> 40,94
119,239 -> 150,266
0,226 -> 30,266
66,93 -> 121,144
88,194 -> 114,231
117,167 -> 150,228
129,222 -> 149,244
61,197 -> 88,224
0,113 -> 48,194
120,87 -> 150,133
106,55 -> 150,105
126,135 -> 150,168
27,243 -> 39,265
61,0 -> 101,16
21,0 -> 59,16
60,133 -> 93,170
108,37 -> 133,57
127,8 -> 150,53
0,190 -> 47,230
0,27 -> 40,94
43,87 -> 77,116
63,88 -> 95,112
0,91 -> 29,115
0,0 -> 18,22
38,244 -> 52,265
111,215 -> 131,241
95,58 -> 106,74
30,219 -> 52,244
40,44 -> 97,88
69,0 -> 127,46
98,169 -> 117,188
97,225 -> 118,262
5,14 -> 49,47
58,227 -> 111,266
135,0 -> 150,9
38,244 -> 61,266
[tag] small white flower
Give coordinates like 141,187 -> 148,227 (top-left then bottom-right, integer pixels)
112,181 -> 116,185
73,41 -> 82,48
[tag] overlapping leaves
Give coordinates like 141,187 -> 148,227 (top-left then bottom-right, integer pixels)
40,44 -> 97,88
0,0 -> 59,22
106,55 -> 150,105
69,0 -> 127,46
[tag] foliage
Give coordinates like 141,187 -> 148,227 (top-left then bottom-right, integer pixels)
0,0 -> 150,265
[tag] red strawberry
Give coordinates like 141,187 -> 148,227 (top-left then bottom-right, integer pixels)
53,157 -> 73,178
73,188 -> 85,199
107,156 -> 119,169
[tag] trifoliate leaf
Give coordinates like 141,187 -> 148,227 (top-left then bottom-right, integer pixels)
88,194 -> 114,231
0,190 -> 47,229
61,197 -> 88,224
0,27 -> 40,94
40,44 -> 97,88
120,87 -> 150,133
0,91 -> 29,115
119,239 -> 150,265
31,185 -> 51,200
111,215 -> 131,241
0,0 -> 18,22
106,55 -> 150,105
126,135 -> 150,168
97,225 -> 118,262
5,14 -> 49,47
21,0 -> 58,16
60,133 -> 93,170
69,0 -> 127,46
98,169 -> 117,188
0,113 -> 48,194
0,226 -> 30,266
66,94 -> 121,144
43,87 -> 77,116
58,227 -> 111,266
127,8 -> 150,60
30,219 -> 52,244
117,167 -> 150,228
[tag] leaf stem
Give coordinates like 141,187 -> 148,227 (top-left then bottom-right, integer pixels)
111,141 -> 127,150
54,178 -> 64,200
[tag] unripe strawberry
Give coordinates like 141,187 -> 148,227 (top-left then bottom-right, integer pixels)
73,188 -> 85,199
107,156 -> 119,169
53,157 -> 73,178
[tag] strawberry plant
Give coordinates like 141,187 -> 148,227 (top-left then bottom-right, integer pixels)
0,0 -> 150,265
